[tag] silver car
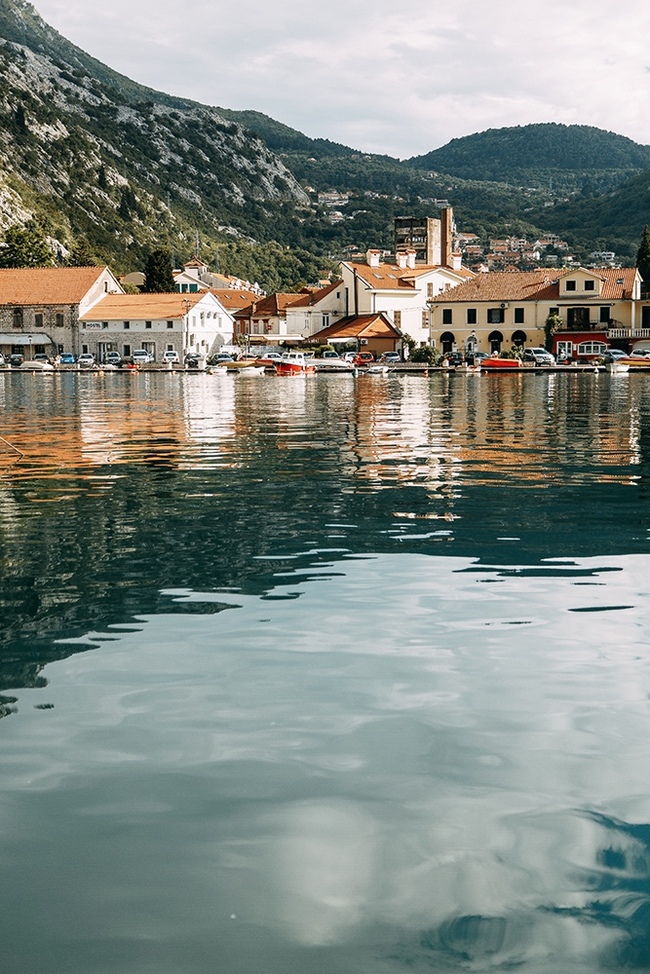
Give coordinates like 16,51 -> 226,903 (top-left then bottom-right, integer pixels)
523,347 -> 555,366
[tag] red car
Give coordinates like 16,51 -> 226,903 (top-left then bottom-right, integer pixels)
353,352 -> 375,366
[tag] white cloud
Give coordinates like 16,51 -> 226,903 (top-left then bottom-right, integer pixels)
33,0 -> 650,158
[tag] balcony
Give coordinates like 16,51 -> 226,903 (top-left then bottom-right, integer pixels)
607,324 -> 650,339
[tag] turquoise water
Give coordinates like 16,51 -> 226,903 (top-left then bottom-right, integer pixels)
2,370 -> 650,972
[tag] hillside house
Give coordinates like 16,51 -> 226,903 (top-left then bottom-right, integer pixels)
0,266 -> 123,359
79,291 -> 233,362
428,266 -> 644,358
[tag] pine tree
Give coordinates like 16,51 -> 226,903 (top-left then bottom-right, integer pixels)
0,221 -> 52,268
636,226 -> 650,293
143,248 -> 174,292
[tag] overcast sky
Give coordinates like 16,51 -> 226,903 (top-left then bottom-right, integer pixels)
33,0 -> 650,159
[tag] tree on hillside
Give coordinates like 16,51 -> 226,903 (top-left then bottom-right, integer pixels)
66,242 -> 99,267
143,248 -> 174,292
0,221 -> 53,268
636,226 -> 650,292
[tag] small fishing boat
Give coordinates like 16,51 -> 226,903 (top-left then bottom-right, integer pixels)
480,357 -> 520,370
235,365 -> 265,376
275,352 -> 316,375
365,364 -> 390,375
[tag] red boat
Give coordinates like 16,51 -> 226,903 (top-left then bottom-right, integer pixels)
480,357 -> 520,370
275,352 -> 316,375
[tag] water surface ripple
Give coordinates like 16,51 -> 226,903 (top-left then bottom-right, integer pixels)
2,370 -> 650,973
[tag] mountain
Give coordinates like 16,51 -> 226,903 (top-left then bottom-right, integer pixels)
407,123 -> 650,195
0,0 -> 648,280
0,0 -> 311,272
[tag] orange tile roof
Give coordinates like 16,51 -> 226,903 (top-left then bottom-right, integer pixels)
209,288 -> 262,311
233,292 -> 307,319
436,267 -> 638,302
347,261 -> 471,289
0,266 -> 111,304
312,314 -> 401,340
80,292 -> 205,320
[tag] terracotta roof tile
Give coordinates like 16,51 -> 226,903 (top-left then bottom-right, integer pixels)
437,267 -> 638,302
80,292 -> 205,320
312,314 -> 400,340
0,266 -> 112,305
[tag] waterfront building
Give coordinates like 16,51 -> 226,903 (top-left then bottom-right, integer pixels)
234,281 -> 346,345
79,291 -> 233,362
0,266 -> 122,360
341,248 -> 472,348
428,266 -> 645,358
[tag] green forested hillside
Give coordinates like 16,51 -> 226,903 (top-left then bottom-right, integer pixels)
1,0 -> 649,285
407,123 -> 650,194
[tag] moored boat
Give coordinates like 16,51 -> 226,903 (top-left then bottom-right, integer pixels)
275,352 -> 316,375
480,356 -> 520,370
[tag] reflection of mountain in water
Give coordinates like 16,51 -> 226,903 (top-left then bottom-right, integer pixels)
1,372 -> 649,700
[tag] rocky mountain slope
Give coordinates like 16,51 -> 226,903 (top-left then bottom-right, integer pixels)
0,0 -> 309,270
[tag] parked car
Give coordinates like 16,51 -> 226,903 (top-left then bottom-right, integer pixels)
161,350 -> 180,364
353,352 -> 375,366
444,351 -> 465,366
77,353 -> 95,367
33,353 -> 52,364
131,349 -> 153,365
9,353 -> 24,367
321,350 -> 342,360
103,351 -> 122,366
58,352 -> 76,365
184,353 -> 206,370
379,352 -> 400,363
523,347 -> 555,366
209,353 -> 233,365
343,351 -> 357,363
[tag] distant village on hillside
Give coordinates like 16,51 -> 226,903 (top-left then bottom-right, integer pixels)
0,206 -> 647,369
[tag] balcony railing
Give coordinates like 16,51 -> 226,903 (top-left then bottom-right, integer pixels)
607,325 -> 650,339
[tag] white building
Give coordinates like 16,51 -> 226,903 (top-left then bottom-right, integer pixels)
340,249 -> 473,345
79,291 -> 234,362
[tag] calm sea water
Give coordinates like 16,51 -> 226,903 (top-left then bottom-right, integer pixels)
2,369 -> 650,973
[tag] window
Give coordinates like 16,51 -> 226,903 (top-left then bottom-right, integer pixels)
124,321 -> 130,329
123,344 -> 131,357
487,308 -> 505,324
145,321 -> 152,329
167,321 -> 174,329
442,309 -> 452,325
322,314 -> 330,329
556,340 -> 573,359
81,344 -> 89,354
565,280 -> 576,291
599,306 -> 610,323
427,282 -> 434,298
35,344 -> 45,355
514,307 -> 525,324
56,313 -> 64,327
102,322 -> 108,329
12,309 -> 23,328
467,308 -> 477,325
549,307 -> 559,316
34,312 -> 43,328
584,280 -> 595,291
577,341 -> 607,355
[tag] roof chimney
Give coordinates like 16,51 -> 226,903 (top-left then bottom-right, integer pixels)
450,251 -> 462,271
406,249 -> 417,269
395,251 -> 408,269
366,249 -> 381,268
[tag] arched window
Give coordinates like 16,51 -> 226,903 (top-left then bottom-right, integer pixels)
440,331 -> 455,353
488,330 -> 503,352
512,330 -> 527,346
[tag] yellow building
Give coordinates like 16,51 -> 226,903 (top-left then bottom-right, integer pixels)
429,267 -> 644,358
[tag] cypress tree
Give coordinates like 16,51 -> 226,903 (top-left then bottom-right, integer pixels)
143,248 -> 174,292
636,226 -> 650,293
